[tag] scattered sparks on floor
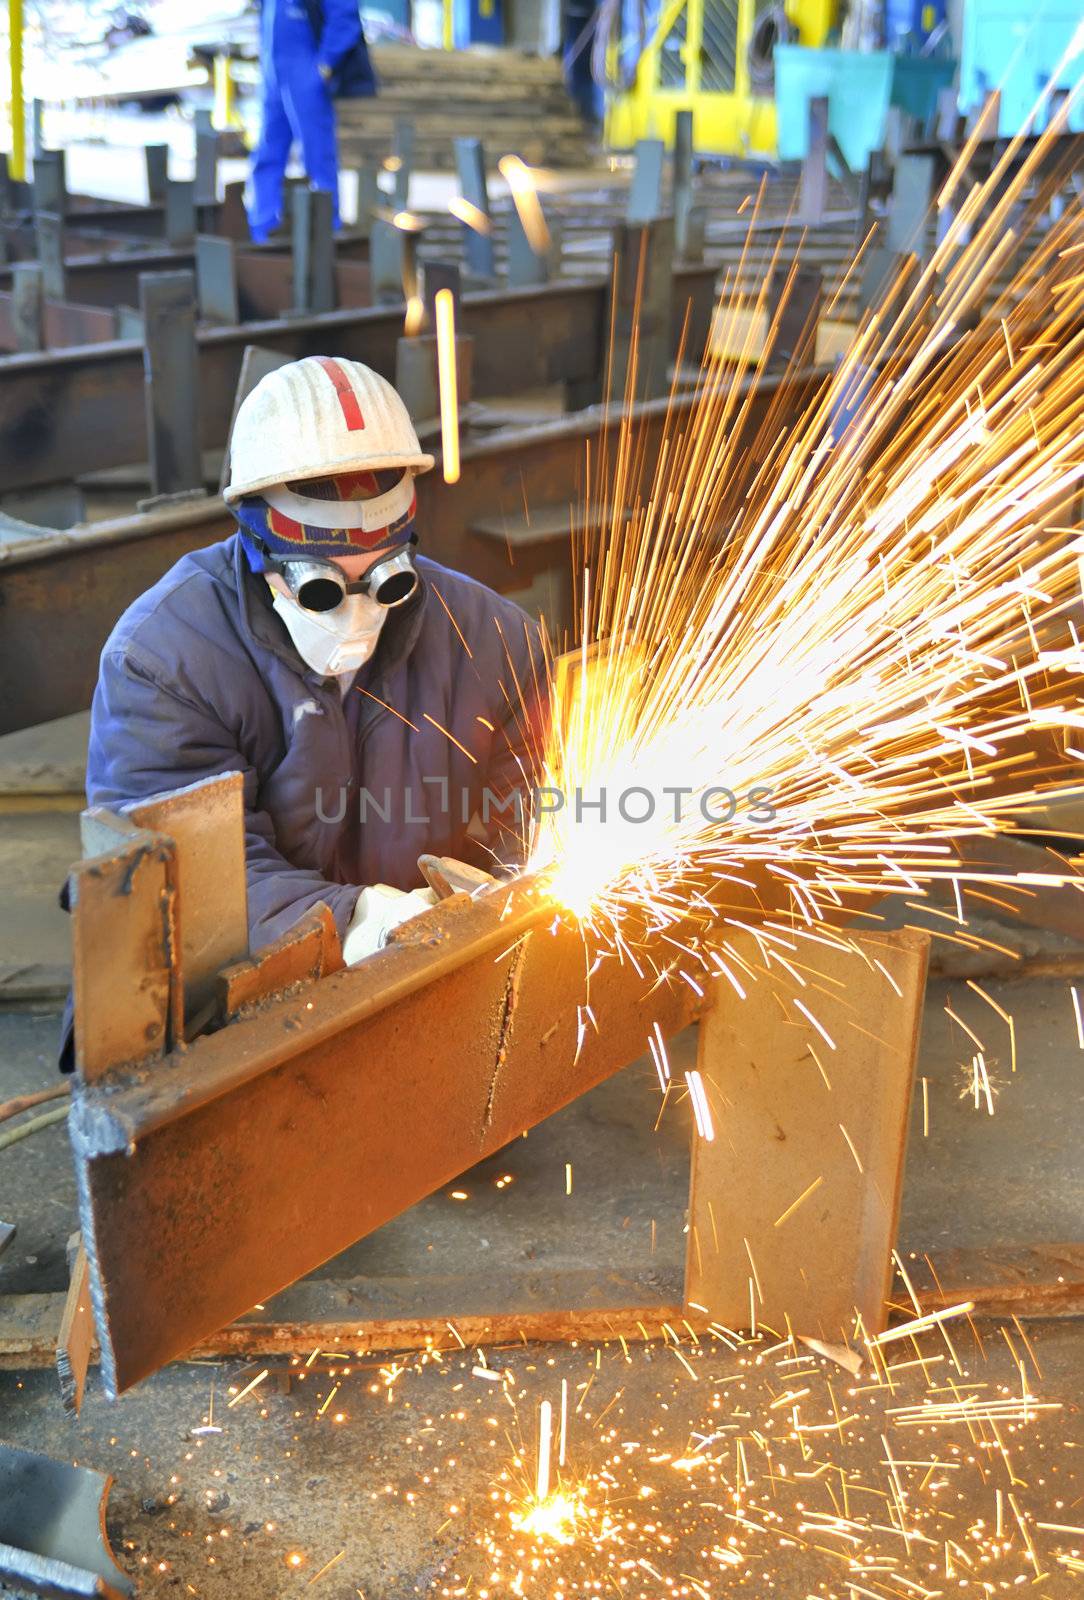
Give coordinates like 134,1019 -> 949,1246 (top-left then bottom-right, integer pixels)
111,1306 -> 1083,1598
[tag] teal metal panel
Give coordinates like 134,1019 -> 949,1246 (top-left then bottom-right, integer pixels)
890,56 -> 957,120
775,45 -> 895,170
960,0 -> 1083,134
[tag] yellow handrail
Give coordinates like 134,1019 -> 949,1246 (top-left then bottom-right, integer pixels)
8,0 -> 24,182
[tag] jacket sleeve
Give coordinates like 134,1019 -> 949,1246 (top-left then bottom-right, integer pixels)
316,0 -> 362,69
88,645 -> 360,950
478,611 -> 548,867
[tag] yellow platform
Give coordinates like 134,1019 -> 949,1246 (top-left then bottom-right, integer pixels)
605,0 -> 836,158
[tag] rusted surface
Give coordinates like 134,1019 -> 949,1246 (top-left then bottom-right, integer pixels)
55,1241 -> 92,1417
0,237 -> 308,311
0,291 -> 118,351
231,253 -> 372,320
0,497 -> 234,734
0,267 -> 719,493
127,772 -> 250,1018
685,928 -> 930,1342
69,831 -> 180,1083
7,1236 -> 1084,1373
220,902 -> 342,1020
68,869 -> 710,1394
0,1267 -> 687,1368
949,834 -> 1084,943
904,1242 -> 1084,1314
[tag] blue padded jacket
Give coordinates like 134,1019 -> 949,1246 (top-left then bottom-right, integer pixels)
87,535 -> 543,949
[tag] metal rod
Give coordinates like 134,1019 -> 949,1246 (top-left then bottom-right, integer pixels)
0,1082 -> 69,1126
0,1104 -> 69,1153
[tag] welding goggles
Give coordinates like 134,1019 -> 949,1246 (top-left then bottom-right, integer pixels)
260,544 -> 419,611
236,467 -> 421,609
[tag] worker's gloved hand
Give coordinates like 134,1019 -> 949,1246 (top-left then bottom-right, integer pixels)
342,884 -> 438,966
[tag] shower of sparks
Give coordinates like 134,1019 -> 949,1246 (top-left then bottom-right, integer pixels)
522,69 -> 1084,1002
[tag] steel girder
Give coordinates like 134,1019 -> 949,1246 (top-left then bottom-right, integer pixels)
69,842 -> 701,1395
0,267 -> 717,492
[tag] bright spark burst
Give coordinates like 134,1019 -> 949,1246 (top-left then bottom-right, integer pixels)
510,1488 -> 585,1544
523,71 -> 1084,988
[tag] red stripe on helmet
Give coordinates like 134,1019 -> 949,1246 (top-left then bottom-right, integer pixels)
315,357 -> 366,431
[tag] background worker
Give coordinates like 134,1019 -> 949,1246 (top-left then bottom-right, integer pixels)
248,0 -> 377,243
83,357 -> 542,976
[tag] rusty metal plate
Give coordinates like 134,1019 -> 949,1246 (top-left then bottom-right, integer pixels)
685,928 -> 930,1342
126,772 -> 249,1019
69,831 -> 179,1082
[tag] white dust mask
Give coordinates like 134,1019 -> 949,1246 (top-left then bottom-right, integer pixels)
271,586 -> 388,678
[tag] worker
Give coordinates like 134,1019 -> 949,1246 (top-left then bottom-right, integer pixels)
248,0 -> 376,243
81,357 -> 542,984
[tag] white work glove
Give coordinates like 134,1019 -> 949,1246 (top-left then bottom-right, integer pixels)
342,883 -> 438,966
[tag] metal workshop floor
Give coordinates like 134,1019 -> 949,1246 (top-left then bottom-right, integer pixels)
1,1312 -> 1083,1596
2,954 -> 1084,1592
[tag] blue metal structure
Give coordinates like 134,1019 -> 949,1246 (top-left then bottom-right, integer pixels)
453,0 -> 504,47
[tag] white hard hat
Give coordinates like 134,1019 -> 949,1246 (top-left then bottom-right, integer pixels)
224,355 -> 435,504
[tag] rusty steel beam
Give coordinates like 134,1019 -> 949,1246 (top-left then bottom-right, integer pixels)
0,364 -> 816,733
0,267 -> 718,491
3,187 -> 245,243
686,929 -> 929,1341
0,235 -> 370,314
69,855 -> 701,1394
67,762 -> 926,1393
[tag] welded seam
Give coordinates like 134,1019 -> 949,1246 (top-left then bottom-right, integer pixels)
71,1145 -> 120,1401
480,936 -> 530,1140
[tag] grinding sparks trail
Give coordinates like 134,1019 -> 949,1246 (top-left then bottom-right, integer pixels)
136,1308 -> 1076,1598
522,70 -> 1084,989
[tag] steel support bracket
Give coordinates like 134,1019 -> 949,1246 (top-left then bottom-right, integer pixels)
0,1444 -> 134,1598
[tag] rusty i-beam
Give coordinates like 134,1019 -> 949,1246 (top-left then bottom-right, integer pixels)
68,767 -> 928,1398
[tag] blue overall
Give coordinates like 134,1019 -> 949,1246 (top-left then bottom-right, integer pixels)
248,0 -> 362,241
57,535 -> 542,1071
86,536 -> 543,949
